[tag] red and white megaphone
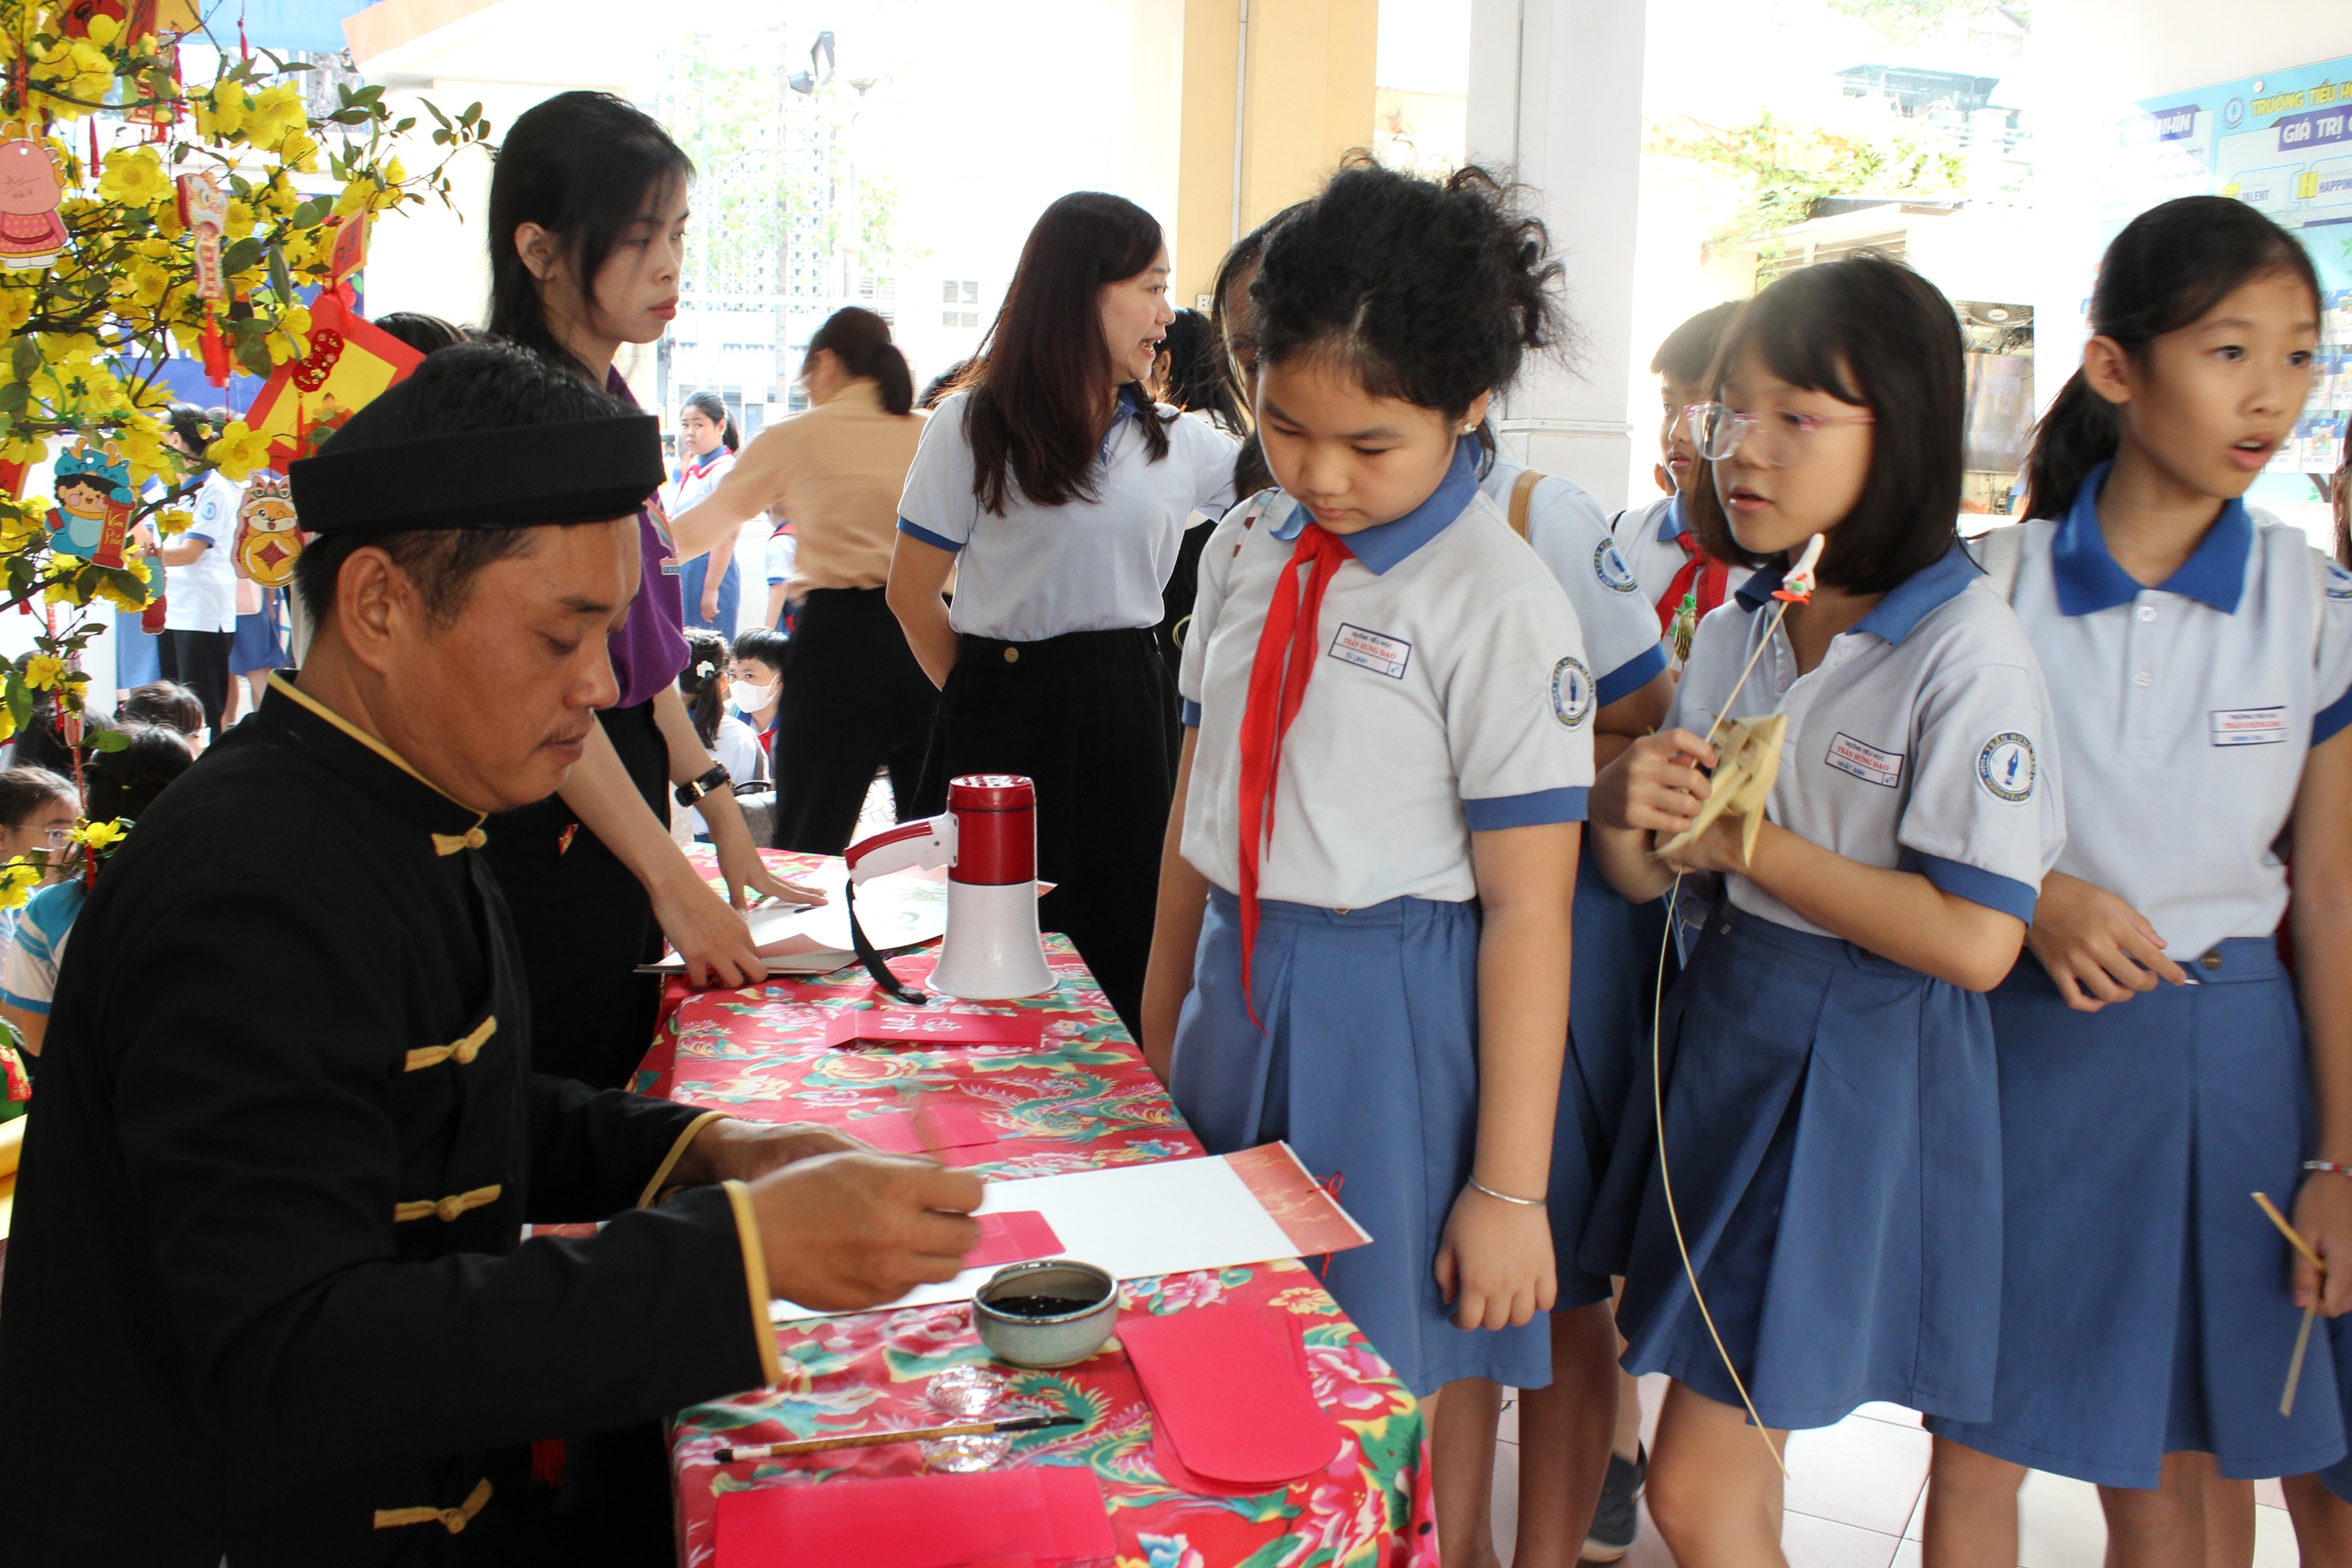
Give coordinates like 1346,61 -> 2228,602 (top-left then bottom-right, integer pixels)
842,773 -> 1055,1004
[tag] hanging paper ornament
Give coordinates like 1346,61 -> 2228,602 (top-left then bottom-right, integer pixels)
123,0 -> 187,133
325,211 -> 370,288
176,172 -> 232,384
47,439 -> 136,569
232,472 -> 301,586
0,441 -> 38,502
243,288 -> 424,468
0,139 -> 70,273
55,0 -> 128,39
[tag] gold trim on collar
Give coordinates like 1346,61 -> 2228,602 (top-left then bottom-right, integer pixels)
374,1477 -> 492,1534
393,1184 -> 502,1224
405,1016 -> 496,1073
266,673 -> 491,853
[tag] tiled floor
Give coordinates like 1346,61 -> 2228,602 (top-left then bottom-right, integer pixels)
1489,1378 -> 2304,1568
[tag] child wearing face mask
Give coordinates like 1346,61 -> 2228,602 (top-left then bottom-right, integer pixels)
1138,158 -> 1596,1565
729,626 -> 787,764
1920,197 -> 2352,1568
1581,255 -> 2065,1568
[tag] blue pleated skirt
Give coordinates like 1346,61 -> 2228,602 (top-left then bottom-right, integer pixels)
1928,942 -> 2345,1485
1170,885 -> 1566,1396
1583,908 -> 2002,1430
1555,854 -> 1668,1282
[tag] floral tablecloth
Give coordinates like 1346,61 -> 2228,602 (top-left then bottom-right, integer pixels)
649,853 -> 1438,1568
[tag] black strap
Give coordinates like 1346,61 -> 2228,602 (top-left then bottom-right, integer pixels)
843,874 -> 929,1005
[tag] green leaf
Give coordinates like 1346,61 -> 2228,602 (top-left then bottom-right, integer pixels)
89,726 -> 132,752
329,108 -> 369,126
0,385 -> 27,416
461,101 -> 482,126
267,246 -> 293,305
422,100 -> 451,130
9,338 -> 36,382
291,196 -> 333,228
234,336 -> 274,378
221,237 -> 264,276
6,680 -> 30,733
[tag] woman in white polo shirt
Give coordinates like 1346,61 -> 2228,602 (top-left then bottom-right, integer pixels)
888,192 -> 1236,1034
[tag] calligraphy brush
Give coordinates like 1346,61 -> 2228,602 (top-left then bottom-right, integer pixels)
2253,1190 -> 2325,1416
1645,532 -> 1826,1481
715,1413 -> 1077,1462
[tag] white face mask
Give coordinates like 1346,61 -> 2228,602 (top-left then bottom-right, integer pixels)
734,679 -> 779,711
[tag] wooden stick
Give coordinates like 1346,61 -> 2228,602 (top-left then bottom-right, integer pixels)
715,1414 -> 1074,1462
2254,1193 -> 2326,1416
2253,1190 -> 2324,1273
2285,1305 -> 2319,1417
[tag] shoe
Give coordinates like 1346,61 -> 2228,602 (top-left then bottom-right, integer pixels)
1581,1444 -> 1646,1562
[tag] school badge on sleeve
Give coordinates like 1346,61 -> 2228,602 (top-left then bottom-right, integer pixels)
1975,733 -> 2036,802
1551,657 -> 1593,728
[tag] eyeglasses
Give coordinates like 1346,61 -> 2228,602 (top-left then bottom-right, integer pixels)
1686,402 -> 1874,468
35,828 -> 70,848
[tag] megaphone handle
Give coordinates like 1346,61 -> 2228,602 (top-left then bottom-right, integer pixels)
843,874 -> 929,1005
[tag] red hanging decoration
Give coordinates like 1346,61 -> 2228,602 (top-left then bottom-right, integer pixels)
86,118 -> 99,179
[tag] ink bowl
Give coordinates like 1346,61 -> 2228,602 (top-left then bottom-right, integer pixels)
972,1260 -> 1119,1369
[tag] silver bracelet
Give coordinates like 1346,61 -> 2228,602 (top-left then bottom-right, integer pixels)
1466,1176 -> 1546,1208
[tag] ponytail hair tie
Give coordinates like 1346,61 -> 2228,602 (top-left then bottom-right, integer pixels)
695,660 -> 716,679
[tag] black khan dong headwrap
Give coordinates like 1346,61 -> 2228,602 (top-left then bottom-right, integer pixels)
287,375 -> 663,537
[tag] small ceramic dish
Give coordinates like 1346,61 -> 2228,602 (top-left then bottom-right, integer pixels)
971,1260 -> 1119,1369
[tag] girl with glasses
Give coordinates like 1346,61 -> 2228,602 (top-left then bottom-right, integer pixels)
1581,255 -> 2065,1568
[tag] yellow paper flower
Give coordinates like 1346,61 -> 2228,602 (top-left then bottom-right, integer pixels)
96,148 -> 166,206
0,710 -> 19,747
224,199 -> 256,239
203,80 -> 248,139
0,862 -> 39,910
208,422 -> 273,481
22,654 -> 65,691
73,820 -> 128,852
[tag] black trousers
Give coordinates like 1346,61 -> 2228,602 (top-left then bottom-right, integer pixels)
480,699 -> 668,1090
917,628 -> 1175,1038
770,587 -> 938,854
157,627 -> 232,737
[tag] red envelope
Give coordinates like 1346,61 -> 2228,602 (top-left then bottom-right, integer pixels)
1145,1309 -> 1319,1495
824,1008 -> 1045,1048
1121,1304 -> 1341,1486
714,1467 -> 1114,1568
965,1210 -> 1064,1269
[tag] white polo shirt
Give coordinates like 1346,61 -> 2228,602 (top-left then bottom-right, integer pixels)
1610,492 -> 1758,611
1481,458 -> 1667,707
1178,442 -> 1595,909
1668,545 -> 2065,939
164,470 -> 241,634
1977,464 -> 2352,961
897,388 -> 1238,641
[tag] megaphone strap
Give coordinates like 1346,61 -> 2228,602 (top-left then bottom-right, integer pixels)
844,874 -> 930,1006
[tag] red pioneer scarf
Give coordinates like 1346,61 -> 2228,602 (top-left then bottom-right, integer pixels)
1235,523 -> 1351,1021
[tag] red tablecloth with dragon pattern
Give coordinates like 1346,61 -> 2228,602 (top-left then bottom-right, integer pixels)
644,852 -> 1438,1568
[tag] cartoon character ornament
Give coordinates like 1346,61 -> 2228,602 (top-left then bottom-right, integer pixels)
233,472 -> 301,587
47,440 -> 136,567
175,172 -> 232,383
0,139 -> 69,272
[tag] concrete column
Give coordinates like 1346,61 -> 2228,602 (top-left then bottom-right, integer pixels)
1465,0 -> 1644,511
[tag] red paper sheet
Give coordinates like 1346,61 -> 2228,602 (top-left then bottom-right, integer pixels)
965,1210 -> 1064,1269
714,1467 -> 1114,1568
851,1101 -> 1001,1163
824,1008 -> 1048,1048
1120,1304 -> 1341,1486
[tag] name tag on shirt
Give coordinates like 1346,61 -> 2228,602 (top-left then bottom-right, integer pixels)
1329,623 -> 1412,680
1824,731 -> 1904,788
2211,706 -> 2288,746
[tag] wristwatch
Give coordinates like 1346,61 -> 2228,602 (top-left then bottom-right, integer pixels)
675,761 -> 732,808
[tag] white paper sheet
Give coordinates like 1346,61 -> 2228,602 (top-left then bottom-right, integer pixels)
767,1152 -> 1311,1324
640,864 -> 948,975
